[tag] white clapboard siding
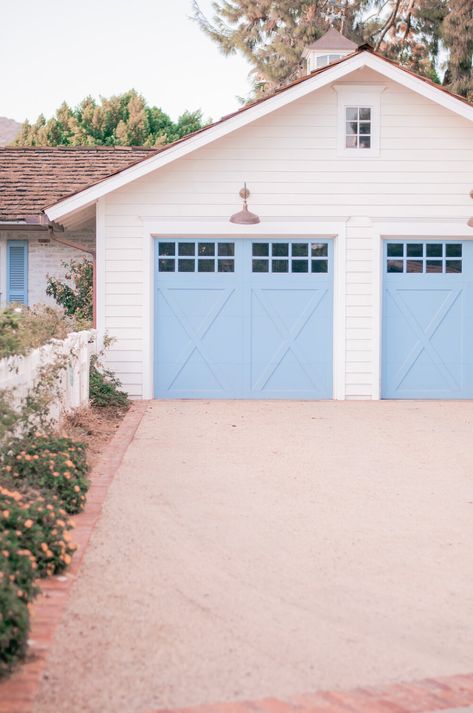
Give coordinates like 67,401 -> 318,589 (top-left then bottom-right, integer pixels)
102,64 -> 473,399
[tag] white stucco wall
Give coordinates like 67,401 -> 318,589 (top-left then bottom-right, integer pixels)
0,228 -> 95,307
98,66 -> 473,399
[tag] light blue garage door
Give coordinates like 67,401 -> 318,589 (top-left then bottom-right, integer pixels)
154,238 -> 333,399
382,240 -> 473,399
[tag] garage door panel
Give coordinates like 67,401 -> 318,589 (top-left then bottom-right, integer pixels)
155,238 -> 333,399
382,240 -> 473,399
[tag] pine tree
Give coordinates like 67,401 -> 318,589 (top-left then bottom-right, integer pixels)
13,91 -> 205,147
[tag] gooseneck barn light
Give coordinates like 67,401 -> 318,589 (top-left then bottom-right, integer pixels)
229,183 -> 260,225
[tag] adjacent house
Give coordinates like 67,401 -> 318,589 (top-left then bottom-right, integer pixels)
2,31 -> 473,401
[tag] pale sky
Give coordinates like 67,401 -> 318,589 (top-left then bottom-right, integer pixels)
1,0 -> 253,124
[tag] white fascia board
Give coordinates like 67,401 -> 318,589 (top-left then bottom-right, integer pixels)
363,53 -> 473,122
45,51 -> 473,223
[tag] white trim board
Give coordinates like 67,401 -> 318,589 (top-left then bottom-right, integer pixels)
45,51 -> 473,223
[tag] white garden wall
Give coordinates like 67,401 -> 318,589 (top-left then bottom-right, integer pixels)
98,65 -> 473,399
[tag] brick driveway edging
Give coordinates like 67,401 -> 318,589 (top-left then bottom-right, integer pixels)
0,400 -> 148,713
146,673 -> 473,713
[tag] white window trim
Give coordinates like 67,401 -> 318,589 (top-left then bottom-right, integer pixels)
140,219 -> 347,400
333,84 -> 385,158
371,220 -> 473,400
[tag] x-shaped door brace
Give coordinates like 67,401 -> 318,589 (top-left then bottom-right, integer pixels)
159,287 -> 235,391
387,287 -> 462,391
252,288 -> 328,392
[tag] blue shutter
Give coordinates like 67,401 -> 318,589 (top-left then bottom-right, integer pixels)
7,240 -> 28,304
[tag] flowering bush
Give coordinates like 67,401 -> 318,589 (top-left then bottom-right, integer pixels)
3,434 -> 89,514
0,535 -> 38,604
0,579 -> 29,678
0,486 -> 76,578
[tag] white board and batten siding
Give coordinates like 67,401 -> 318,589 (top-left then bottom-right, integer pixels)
99,66 -> 473,400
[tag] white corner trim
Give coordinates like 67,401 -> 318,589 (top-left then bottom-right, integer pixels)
332,224 -> 347,400
0,236 -> 6,308
142,231 -> 154,399
95,198 -> 106,351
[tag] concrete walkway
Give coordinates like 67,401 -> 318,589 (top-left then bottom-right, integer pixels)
34,401 -> 473,713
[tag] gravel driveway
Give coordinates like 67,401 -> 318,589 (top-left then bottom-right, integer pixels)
34,401 -> 473,713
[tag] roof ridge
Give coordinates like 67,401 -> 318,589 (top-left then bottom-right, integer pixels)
0,145 -> 159,152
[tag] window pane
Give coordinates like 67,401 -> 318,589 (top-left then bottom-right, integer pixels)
272,242 -> 289,257
346,121 -> 358,135
159,258 -> 175,272
426,243 -> 442,257
272,259 -> 289,273
218,242 -> 234,257
311,242 -> 328,257
253,243 -> 269,257
159,242 -> 175,256
178,259 -> 194,272
198,242 -> 215,256
359,107 -> 371,120
446,260 -> 462,273
198,259 -> 214,272
178,242 -> 195,256
359,135 -> 371,149
359,122 -> 371,134
446,243 -> 462,257
346,135 -> 357,148
387,259 -> 403,273
346,107 -> 358,120
387,243 -> 403,257
292,243 -> 308,257
312,259 -> 328,273
406,243 -> 423,257
426,259 -> 442,273
292,260 -> 308,273
253,259 -> 269,273
406,260 -> 423,273
218,259 -> 234,273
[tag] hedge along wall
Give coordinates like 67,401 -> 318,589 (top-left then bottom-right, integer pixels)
0,330 -> 96,423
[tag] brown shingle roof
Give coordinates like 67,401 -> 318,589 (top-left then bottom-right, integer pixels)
0,146 -> 158,222
305,28 -> 357,51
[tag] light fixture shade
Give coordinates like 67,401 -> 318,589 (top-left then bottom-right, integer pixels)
230,202 -> 261,224
468,216 -> 473,228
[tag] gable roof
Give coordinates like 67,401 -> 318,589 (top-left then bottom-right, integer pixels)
305,28 -> 357,51
0,146 -> 157,222
40,48 -> 473,223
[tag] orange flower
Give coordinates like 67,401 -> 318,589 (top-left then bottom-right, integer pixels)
24,519 -> 33,528
73,485 -> 80,493
62,554 -> 72,565
2,510 -> 10,518
40,543 -> 49,553
64,471 -> 71,480
65,460 -> 74,468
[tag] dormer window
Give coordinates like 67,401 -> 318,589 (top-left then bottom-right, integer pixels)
316,53 -> 344,68
302,28 -> 357,75
345,107 -> 371,149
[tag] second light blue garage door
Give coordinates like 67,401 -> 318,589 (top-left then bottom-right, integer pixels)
154,238 -> 333,399
382,239 -> 473,399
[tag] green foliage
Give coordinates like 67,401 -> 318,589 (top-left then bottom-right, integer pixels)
0,578 -> 29,678
0,305 -> 74,360
3,435 -> 89,514
89,352 -> 129,409
13,90 -> 206,147
0,535 -> 39,604
0,486 -> 76,578
46,258 -> 93,324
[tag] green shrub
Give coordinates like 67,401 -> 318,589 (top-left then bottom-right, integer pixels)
3,435 -> 89,514
0,305 -> 75,360
0,486 -> 76,578
0,579 -> 29,678
46,258 -> 93,324
89,362 -> 129,409
0,536 -> 38,604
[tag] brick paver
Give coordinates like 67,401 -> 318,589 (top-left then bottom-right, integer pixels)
0,401 -> 147,713
146,673 -> 473,713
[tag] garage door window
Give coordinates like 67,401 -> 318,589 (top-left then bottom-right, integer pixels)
252,242 -> 328,274
386,242 -> 462,274
158,241 -> 235,273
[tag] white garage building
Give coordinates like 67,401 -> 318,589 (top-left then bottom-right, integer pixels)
45,36 -> 473,401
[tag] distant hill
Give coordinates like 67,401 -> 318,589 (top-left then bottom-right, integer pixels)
0,117 -> 21,145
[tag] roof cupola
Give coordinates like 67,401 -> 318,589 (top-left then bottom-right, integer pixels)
302,28 -> 357,74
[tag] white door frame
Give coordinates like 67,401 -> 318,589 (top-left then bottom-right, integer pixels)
142,219 -> 348,400
372,220 -> 473,400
